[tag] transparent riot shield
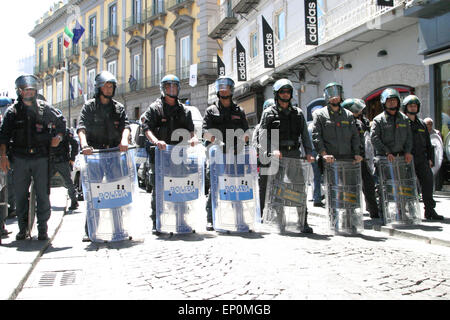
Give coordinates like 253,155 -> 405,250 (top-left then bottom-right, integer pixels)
155,144 -> 205,234
80,147 -> 143,242
324,160 -> 363,235
209,145 -> 260,233
430,134 -> 443,177
376,157 -> 421,225
263,158 -> 312,233
135,147 -> 148,170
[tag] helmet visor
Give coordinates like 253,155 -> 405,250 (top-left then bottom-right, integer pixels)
163,82 -> 179,97
324,85 -> 343,101
215,78 -> 234,95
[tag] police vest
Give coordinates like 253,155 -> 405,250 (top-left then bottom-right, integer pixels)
85,99 -> 123,149
11,100 -> 53,155
152,99 -> 191,144
265,105 -> 304,148
207,103 -> 247,139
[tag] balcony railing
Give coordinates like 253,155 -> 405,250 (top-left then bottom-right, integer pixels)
319,0 -> 406,44
123,12 -> 144,32
144,2 -> 166,23
82,36 -> 98,52
115,62 -> 217,94
231,0 -> 260,14
101,27 -> 119,43
208,0 -> 238,39
66,45 -> 80,59
166,0 -> 194,12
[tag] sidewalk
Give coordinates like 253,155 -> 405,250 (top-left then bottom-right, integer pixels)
308,191 -> 450,247
0,187 -> 68,300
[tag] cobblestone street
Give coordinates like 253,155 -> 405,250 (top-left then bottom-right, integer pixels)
15,190 -> 450,300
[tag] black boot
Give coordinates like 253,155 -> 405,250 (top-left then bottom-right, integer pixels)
425,208 -> 444,221
68,199 -> 79,211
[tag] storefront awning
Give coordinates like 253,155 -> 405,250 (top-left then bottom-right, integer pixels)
364,86 -> 412,102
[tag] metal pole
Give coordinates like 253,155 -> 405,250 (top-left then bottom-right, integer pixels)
68,59 -> 71,129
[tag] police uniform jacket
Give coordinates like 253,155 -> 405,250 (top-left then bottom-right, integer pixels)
409,117 -> 433,165
258,103 -> 312,158
370,110 -> 413,156
202,101 -> 249,148
0,99 -> 65,159
77,98 -> 130,149
141,98 -> 195,145
312,106 -> 360,159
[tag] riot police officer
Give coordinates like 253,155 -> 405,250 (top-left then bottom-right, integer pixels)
403,95 -> 443,220
312,83 -> 362,164
50,127 -> 79,211
370,88 -> 413,163
77,71 -> 131,241
0,74 -> 66,241
141,74 -> 198,234
258,79 -> 315,233
203,76 -> 249,231
341,98 -> 380,218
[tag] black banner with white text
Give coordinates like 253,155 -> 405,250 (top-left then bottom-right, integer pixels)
304,0 -> 318,46
236,38 -> 247,82
262,16 -> 275,68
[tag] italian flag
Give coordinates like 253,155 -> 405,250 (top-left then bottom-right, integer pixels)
64,26 -> 74,48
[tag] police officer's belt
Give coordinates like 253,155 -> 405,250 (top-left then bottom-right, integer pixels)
279,140 -> 299,151
13,146 -> 47,155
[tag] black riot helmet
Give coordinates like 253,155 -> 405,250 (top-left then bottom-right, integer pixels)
402,95 -> 421,115
15,74 -> 39,102
95,71 -> 117,99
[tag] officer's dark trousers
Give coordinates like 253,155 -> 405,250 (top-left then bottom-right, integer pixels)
7,169 -> 15,210
149,163 -> 157,226
414,160 -> 436,211
50,161 -> 77,202
12,156 -> 51,234
361,160 -> 379,217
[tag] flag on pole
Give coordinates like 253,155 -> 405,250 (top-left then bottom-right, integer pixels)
64,26 -> 74,48
69,82 -> 74,100
72,20 -> 85,45
78,78 -> 83,96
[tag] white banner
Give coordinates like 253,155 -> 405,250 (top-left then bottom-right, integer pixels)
189,64 -> 197,87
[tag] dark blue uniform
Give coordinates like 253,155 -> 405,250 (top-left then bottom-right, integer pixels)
0,99 -> 65,236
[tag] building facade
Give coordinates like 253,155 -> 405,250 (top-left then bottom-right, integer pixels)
30,0 -> 220,128
209,0 -> 450,187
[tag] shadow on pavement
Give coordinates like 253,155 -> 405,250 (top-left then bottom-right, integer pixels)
155,232 -> 218,242
212,231 -> 268,239
393,224 -> 443,232
421,218 -> 450,225
1,240 -> 48,252
278,231 -> 333,241
349,234 -> 388,242
44,245 -> 73,253
84,239 -> 144,251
